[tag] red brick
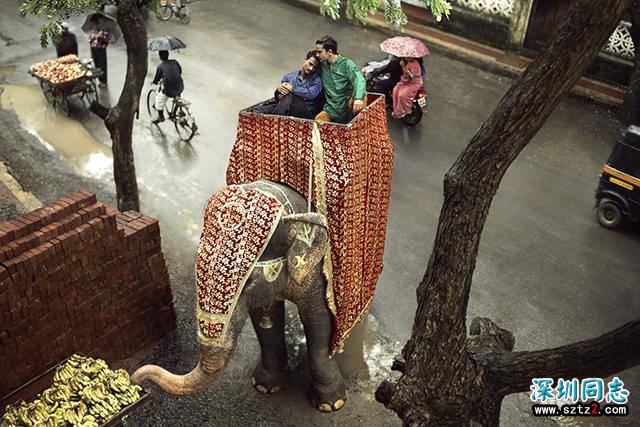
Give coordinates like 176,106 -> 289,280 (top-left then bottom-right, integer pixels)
1,192 -> 174,394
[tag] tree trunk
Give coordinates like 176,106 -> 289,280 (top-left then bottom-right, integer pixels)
376,0 -> 635,425
622,1 -> 640,124
92,0 -> 145,212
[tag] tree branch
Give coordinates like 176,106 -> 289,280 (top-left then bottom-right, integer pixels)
478,319 -> 640,396
90,101 -> 110,120
401,0 -> 631,375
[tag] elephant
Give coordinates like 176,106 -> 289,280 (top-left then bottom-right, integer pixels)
131,179 -> 347,412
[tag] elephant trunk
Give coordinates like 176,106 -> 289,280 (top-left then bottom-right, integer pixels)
131,350 -> 229,396
132,275 -> 250,396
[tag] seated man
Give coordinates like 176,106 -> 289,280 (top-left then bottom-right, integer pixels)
152,50 -> 184,124
314,35 -> 366,124
252,51 -> 323,119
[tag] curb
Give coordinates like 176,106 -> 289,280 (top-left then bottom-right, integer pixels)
289,0 -> 625,107
0,162 -> 42,213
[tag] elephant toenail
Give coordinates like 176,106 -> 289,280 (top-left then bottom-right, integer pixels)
269,386 -> 281,394
318,403 -> 333,412
251,377 -> 256,386
256,384 -> 269,394
333,399 -> 345,410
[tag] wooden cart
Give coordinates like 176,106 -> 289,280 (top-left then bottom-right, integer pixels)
1,356 -> 150,426
29,66 -> 103,116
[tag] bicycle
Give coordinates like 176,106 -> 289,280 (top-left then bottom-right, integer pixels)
147,84 -> 198,142
155,0 -> 191,24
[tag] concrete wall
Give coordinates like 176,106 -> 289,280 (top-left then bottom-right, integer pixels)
403,0 -> 513,49
0,191 -> 176,397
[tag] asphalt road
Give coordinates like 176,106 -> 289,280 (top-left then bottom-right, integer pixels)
1,0 -> 639,425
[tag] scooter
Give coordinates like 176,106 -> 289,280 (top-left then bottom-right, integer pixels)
362,57 -> 428,126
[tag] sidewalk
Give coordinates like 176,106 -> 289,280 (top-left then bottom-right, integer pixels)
288,0 -> 626,107
0,162 -> 41,214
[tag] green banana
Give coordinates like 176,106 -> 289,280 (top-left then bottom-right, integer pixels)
4,354 -> 143,426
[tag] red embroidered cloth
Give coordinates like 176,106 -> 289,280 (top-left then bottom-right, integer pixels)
196,185 -> 283,347
226,94 -> 394,353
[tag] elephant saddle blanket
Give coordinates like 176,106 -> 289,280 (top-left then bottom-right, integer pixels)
196,185 -> 283,347
226,94 -> 394,354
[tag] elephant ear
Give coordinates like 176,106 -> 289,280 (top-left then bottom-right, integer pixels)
284,213 -> 329,285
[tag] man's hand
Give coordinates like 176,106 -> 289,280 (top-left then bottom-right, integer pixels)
278,82 -> 292,96
352,99 -> 365,114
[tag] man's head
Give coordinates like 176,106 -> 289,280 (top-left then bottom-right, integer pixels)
301,50 -> 320,76
159,50 -> 169,61
315,36 -> 338,62
60,22 -> 70,34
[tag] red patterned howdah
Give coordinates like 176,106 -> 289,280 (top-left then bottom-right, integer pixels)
226,94 -> 394,353
196,185 -> 283,346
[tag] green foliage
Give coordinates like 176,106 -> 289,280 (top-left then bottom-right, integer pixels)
346,0 -> 380,25
383,0 -> 408,27
423,0 -> 451,22
19,0 -> 100,47
321,0 -> 451,27
320,0 -> 341,20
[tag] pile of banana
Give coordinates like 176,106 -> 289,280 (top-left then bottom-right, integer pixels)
1,354 -> 143,427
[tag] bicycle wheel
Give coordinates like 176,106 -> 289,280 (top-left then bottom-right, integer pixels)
40,80 -> 55,103
155,0 -> 173,20
174,105 -> 196,142
55,93 -> 70,116
147,88 -> 160,121
83,80 -> 98,106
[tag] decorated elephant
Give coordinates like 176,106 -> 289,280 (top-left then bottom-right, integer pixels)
131,179 -> 347,412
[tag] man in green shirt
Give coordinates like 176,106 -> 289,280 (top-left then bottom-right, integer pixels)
314,36 -> 367,124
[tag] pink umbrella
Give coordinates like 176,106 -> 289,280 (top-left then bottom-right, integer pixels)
379,36 -> 430,58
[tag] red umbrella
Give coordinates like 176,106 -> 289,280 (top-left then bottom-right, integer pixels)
380,36 -> 430,58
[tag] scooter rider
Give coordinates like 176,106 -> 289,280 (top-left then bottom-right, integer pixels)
367,55 -> 402,102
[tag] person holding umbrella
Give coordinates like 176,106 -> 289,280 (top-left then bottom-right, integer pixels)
149,36 -> 186,124
379,36 -> 429,119
391,57 -> 423,119
89,28 -> 110,86
82,12 -> 121,87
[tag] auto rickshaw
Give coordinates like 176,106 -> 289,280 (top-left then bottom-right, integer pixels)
595,125 -> 640,229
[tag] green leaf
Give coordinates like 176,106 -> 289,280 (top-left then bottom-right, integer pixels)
19,0 -> 102,49
321,0 -> 451,26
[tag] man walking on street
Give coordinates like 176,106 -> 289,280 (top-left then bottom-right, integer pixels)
314,35 -> 366,124
152,50 -> 184,124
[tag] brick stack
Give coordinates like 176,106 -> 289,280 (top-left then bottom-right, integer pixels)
0,190 -> 176,397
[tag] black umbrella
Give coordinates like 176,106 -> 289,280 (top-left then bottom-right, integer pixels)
81,12 -> 121,43
148,36 -> 187,51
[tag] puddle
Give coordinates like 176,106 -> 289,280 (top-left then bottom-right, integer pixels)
283,303 -> 401,384
0,84 -> 112,180
0,66 -> 16,83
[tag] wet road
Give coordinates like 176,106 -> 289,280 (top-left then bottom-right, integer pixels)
1,0 -> 639,425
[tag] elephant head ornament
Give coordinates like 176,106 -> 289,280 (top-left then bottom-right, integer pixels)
131,180 -> 347,412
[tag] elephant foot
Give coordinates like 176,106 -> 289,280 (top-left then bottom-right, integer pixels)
251,365 -> 288,395
308,383 -> 347,412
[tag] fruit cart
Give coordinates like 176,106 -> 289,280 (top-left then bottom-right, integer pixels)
29,55 -> 103,116
1,354 -> 149,427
